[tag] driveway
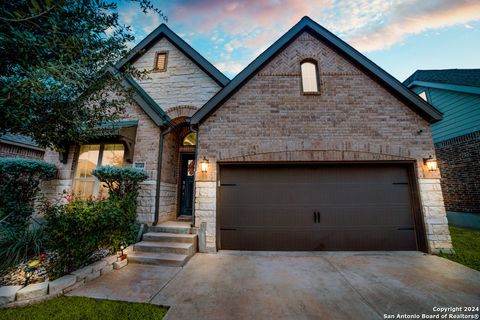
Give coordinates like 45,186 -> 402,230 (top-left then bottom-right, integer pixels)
69,251 -> 480,319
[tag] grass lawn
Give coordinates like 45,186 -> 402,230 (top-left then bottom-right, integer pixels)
438,226 -> 480,271
0,296 -> 168,320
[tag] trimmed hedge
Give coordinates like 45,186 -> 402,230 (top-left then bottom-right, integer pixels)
92,166 -> 148,198
0,158 -> 56,228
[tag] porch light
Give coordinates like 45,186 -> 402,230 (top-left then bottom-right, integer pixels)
200,157 -> 209,173
423,156 -> 438,171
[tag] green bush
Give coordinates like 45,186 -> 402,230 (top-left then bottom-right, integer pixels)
43,197 -> 137,276
0,158 -> 56,228
0,224 -> 46,271
92,166 -> 148,199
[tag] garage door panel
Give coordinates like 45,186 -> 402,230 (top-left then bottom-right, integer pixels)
219,164 -> 418,251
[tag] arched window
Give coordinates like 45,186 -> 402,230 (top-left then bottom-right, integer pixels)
301,60 -> 319,93
182,132 -> 197,146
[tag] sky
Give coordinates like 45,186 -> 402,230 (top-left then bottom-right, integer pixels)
116,0 -> 480,81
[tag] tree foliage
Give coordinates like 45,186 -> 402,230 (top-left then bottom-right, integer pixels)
0,0 -> 166,150
92,165 -> 148,199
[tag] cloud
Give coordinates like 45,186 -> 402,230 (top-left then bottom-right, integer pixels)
215,61 -> 248,76
345,0 -> 480,52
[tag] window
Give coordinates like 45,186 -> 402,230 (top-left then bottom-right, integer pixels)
154,52 -> 168,71
301,60 -> 319,93
419,91 -> 428,101
73,143 -> 125,199
182,132 -> 197,146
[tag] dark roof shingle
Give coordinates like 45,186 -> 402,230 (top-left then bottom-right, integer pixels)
403,69 -> 480,88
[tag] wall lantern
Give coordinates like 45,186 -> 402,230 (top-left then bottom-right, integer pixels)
200,157 -> 209,173
423,156 -> 438,171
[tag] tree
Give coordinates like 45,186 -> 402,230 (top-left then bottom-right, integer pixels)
0,0 -> 166,150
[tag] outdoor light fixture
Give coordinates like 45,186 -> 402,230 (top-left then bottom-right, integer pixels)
423,156 -> 438,171
200,157 -> 209,173
119,242 -> 127,257
24,267 -> 34,287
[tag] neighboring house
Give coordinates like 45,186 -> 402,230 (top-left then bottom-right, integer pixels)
0,133 -> 45,159
42,16 -> 452,256
404,69 -> 480,229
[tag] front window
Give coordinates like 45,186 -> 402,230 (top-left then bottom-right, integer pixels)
73,143 -> 125,199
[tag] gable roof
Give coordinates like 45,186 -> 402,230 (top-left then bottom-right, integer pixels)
108,67 -> 172,127
115,24 -> 229,87
191,16 -> 443,125
404,69 -> 480,95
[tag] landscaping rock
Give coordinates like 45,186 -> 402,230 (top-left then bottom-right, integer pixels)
63,280 -> 84,294
0,285 -> 22,305
71,266 -> 93,281
90,260 -> 107,272
85,271 -> 100,282
16,281 -> 49,301
48,275 -> 76,295
113,259 -> 128,270
100,264 -> 114,275
102,255 -> 118,265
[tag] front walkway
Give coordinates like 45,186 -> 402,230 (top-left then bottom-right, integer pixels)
68,252 -> 480,319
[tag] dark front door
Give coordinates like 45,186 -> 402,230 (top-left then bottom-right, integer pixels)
179,154 -> 195,216
219,163 -> 419,251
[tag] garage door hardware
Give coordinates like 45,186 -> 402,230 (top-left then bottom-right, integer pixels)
220,183 -> 237,186
220,228 -> 237,231
397,227 -> 414,231
392,182 -> 409,185
314,211 -> 321,223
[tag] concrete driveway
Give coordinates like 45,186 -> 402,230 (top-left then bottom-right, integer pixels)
69,252 -> 480,319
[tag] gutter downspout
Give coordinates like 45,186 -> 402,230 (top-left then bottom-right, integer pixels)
153,126 -> 171,226
190,124 -> 199,228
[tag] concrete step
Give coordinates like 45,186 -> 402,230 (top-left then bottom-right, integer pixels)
128,252 -> 190,267
133,241 -> 195,256
143,232 -> 197,244
149,221 -> 192,234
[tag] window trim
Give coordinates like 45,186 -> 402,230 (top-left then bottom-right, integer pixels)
153,51 -> 168,72
300,58 -> 321,95
73,143 -> 126,199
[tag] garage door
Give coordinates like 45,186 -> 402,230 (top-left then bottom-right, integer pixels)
219,164 -> 418,251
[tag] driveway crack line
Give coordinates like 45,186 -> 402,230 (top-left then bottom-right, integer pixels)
322,256 -> 384,319
148,267 -> 183,304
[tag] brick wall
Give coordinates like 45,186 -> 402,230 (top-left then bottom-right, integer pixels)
0,143 -> 44,159
195,31 -> 451,253
435,130 -> 480,213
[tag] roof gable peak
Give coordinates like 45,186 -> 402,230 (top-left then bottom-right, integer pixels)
115,23 -> 229,87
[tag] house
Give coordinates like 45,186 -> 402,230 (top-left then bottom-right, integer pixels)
404,69 -> 480,229
0,133 -> 45,159
42,16 -> 452,261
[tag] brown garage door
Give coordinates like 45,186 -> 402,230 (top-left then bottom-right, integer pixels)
219,164 -> 419,251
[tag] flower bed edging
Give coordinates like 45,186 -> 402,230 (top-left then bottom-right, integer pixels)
0,250 -> 129,308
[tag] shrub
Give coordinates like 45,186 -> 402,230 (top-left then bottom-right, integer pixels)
0,158 -> 56,228
43,197 -> 139,276
0,224 -> 46,271
92,166 -> 148,199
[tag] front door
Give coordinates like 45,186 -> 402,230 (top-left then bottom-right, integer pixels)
179,153 -> 195,216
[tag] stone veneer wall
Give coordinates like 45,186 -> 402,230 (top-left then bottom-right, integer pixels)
435,130 -> 480,214
195,31 -> 452,253
132,37 -> 221,111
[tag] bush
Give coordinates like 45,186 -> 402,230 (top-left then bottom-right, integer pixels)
92,166 -> 148,199
0,224 -> 46,271
0,158 -> 56,228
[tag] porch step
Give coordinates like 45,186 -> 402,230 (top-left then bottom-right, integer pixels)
128,252 -> 190,267
148,221 -> 192,234
133,241 -> 195,256
143,232 -> 197,244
